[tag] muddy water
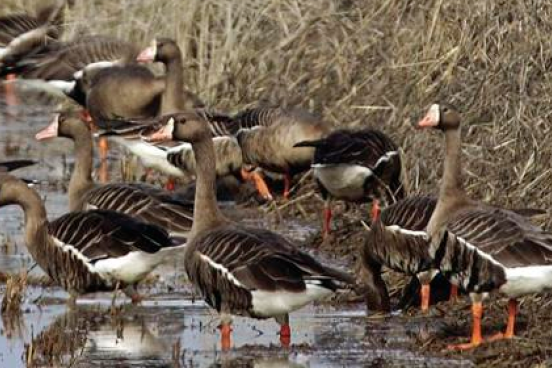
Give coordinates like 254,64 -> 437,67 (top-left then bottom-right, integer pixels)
0,89 -> 473,367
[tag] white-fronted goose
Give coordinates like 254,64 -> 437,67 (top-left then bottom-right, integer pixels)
35,112 -> 194,238
144,112 -> 354,349
236,106 -> 332,199
365,103 -> 552,350
0,0 -> 68,74
295,128 -> 405,237
103,112 -> 273,199
0,174 -> 185,303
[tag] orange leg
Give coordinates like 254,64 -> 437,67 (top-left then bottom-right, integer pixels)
165,177 -> 176,191
220,324 -> 232,351
98,136 -> 109,183
280,324 -> 291,347
283,173 -> 291,199
5,73 -> 18,106
447,301 -> 484,350
371,200 -> 381,220
420,283 -> 431,313
488,299 -> 517,341
241,168 -> 273,201
449,284 -> 458,302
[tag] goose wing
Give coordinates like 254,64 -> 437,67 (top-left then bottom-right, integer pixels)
0,14 -> 39,45
17,36 -> 138,80
380,195 -> 436,231
81,184 -> 193,237
189,226 -> 353,294
47,209 -> 174,264
445,208 -> 552,267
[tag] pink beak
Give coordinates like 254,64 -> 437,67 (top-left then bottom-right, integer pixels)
137,46 -> 156,63
36,114 -> 59,140
416,113 -> 438,129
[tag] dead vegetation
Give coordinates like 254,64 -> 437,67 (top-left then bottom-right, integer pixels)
3,0 -> 552,366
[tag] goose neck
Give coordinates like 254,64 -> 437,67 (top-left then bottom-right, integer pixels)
68,130 -> 95,211
160,55 -> 184,114
189,135 -> 226,237
440,127 -> 464,199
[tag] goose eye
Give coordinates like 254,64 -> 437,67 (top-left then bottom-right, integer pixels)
443,107 -> 449,113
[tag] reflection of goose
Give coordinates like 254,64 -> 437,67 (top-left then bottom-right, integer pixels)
85,318 -> 169,358
212,357 -> 308,368
26,307 -> 170,366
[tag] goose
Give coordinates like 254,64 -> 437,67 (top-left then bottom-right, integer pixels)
0,0 -> 69,75
236,106 -> 333,199
143,111 -> 354,349
35,111 -> 194,238
295,128 -> 406,237
103,112 -> 273,200
0,174 -> 186,304
364,103 -> 552,350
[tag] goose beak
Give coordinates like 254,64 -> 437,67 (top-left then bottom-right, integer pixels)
145,118 -> 174,142
416,104 -> 440,129
35,114 -> 59,140
137,40 -> 157,63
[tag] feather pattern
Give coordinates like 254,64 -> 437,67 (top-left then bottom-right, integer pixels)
185,225 -> 352,317
305,129 -> 405,204
81,184 -> 194,237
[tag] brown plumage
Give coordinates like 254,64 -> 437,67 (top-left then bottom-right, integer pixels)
295,128 -> 405,236
413,103 -> 552,349
138,112 -> 354,348
0,175 -> 183,302
35,111 -> 193,238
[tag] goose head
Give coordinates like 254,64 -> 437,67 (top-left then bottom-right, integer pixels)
35,110 -> 91,141
146,112 -> 211,143
415,103 -> 460,131
137,38 -> 180,64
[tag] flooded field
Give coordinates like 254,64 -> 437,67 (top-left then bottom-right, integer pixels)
0,89 -> 479,367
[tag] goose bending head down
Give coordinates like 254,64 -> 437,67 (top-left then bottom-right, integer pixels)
146,112 -> 355,349
0,175 -> 186,304
412,103 -> 552,350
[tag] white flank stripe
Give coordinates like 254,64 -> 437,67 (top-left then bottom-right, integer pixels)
198,253 -> 245,288
373,151 -> 399,169
386,225 -> 428,238
52,237 -> 99,275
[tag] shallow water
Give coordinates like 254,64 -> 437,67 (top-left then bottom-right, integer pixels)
0,89 -> 474,367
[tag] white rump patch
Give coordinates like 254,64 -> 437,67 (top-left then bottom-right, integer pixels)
501,265 -> 552,298
313,164 -> 373,200
198,253 -> 245,288
47,80 -> 76,93
251,283 -> 333,317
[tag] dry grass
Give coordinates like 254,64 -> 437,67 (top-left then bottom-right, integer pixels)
58,0 -> 552,226
4,0 -> 552,222
1,270 -> 27,314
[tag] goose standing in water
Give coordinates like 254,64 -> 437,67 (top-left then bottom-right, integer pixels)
363,103 -> 552,349
35,111 -> 193,238
144,112 -> 354,349
295,128 -> 405,237
0,175 -> 185,304
236,106 -> 332,200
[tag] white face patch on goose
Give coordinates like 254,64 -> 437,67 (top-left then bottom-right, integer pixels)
428,104 -> 440,125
